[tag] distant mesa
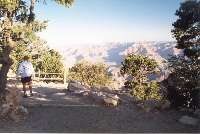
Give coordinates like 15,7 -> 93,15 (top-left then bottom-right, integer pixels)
60,41 -> 181,81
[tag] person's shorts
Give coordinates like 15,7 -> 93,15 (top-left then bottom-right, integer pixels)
21,76 -> 32,84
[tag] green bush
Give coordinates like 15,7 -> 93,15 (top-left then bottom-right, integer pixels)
120,54 -> 162,101
68,61 -> 112,87
131,81 -> 161,101
11,39 -> 64,78
11,43 -> 29,72
34,49 -> 64,75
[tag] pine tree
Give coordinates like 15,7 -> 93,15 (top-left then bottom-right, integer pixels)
120,54 -> 161,101
172,0 -> 200,59
167,0 -> 200,109
0,0 -> 74,95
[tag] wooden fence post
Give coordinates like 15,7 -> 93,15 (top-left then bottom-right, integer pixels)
63,69 -> 67,84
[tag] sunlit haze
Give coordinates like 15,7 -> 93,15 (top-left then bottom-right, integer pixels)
35,0 -> 182,48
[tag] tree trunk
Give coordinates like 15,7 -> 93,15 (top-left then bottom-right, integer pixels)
0,0 -> 36,96
0,46 -> 13,95
0,14 -> 13,95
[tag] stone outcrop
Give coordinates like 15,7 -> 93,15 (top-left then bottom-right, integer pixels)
178,115 -> 199,126
103,94 -> 120,107
67,80 -> 89,91
108,67 -> 126,90
0,82 -> 28,122
67,81 -> 121,107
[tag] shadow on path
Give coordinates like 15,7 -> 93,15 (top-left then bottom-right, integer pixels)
0,84 -> 199,133
22,85 -> 95,107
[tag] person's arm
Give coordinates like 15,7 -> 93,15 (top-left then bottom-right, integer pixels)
17,62 -> 23,77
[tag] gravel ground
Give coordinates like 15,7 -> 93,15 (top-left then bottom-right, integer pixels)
0,84 -> 200,133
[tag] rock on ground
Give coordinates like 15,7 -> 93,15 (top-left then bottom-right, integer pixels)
179,115 -> 199,126
67,81 -> 88,92
67,81 -> 121,107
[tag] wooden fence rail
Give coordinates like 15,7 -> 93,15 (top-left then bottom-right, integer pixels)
33,70 -> 67,84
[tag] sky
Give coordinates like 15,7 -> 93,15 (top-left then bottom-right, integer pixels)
35,0 -> 182,48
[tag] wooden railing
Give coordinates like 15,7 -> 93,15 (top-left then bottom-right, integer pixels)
33,70 -> 67,84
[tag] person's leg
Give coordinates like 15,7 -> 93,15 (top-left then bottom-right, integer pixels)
28,81 -> 33,96
21,77 -> 27,97
22,83 -> 27,97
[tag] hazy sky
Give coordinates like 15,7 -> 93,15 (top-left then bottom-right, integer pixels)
35,0 -> 182,48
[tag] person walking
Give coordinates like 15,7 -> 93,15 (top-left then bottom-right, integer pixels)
17,55 -> 35,97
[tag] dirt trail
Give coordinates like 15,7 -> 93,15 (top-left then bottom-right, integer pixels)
0,84 -> 199,133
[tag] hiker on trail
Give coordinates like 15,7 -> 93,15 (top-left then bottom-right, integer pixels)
17,55 -> 35,98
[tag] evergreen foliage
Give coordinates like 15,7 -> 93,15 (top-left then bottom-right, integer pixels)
172,0 -> 200,59
166,0 -> 200,109
0,0 -> 74,94
166,56 -> 200,109
120,54 -> 161,101
10,21 -> 48,71
68,61 -> 112,87
35,49 -> 64,77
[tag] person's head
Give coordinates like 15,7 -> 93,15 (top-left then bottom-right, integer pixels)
23,55 -> 30,61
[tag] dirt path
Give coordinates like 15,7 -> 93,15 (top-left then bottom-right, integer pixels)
0,84 -> 200,133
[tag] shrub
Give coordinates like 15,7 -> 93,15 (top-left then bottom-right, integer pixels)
68,61 -> 112,87
34,49 -> 64,77
12,43 -> 64,79
120,54 -> 162,101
